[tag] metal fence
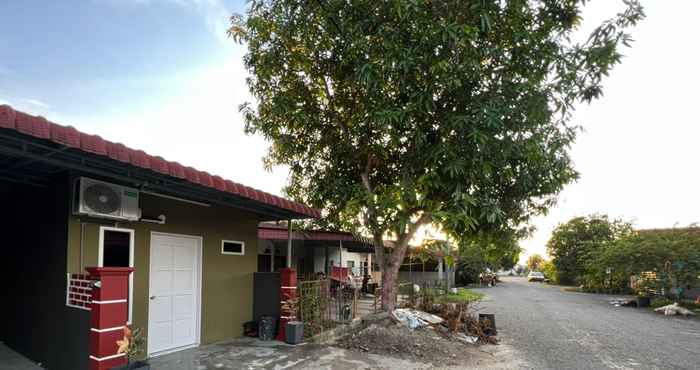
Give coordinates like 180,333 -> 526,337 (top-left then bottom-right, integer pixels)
297,279 -> 358,338
298,279 -> 332,339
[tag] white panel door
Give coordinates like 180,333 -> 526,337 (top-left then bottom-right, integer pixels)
148,233 -> 200,355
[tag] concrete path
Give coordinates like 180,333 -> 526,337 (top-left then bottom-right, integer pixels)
474,277 -> 700,370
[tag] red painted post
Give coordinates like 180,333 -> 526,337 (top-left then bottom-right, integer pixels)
87,267 -> 134,370
277,268 -> 297,341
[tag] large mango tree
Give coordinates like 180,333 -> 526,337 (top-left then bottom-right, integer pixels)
230,0 -> 644,310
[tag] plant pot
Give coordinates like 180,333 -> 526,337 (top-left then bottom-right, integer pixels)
285,321 -> 304,345
259,316 -> 277,341
637,296 -> 651,308
113,360 -> 150,370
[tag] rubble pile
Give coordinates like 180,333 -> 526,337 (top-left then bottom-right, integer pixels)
654,302 -> 697,316
335,304 -> 498,366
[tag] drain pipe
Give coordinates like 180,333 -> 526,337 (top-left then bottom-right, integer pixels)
79,222 -> 85,271
287,218 -> 293,268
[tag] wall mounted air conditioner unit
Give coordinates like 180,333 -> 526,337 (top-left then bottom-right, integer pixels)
76,177 -> 140,221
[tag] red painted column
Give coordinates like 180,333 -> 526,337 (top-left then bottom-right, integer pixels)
277,268 -> 297,341
87,267 -> 134,370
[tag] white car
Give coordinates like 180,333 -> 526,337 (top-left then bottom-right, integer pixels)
528,271 -> 546,282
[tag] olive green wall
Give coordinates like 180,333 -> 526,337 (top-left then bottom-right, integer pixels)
67,193 -> 260,346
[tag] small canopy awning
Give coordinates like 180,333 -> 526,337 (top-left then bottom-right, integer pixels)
258,223 -> 375,253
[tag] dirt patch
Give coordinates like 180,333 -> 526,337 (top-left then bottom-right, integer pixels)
335,322 -> 482,367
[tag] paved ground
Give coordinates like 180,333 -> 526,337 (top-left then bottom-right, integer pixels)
0,343 -> 41,370
149,336 -> 524,370
473,277 -> 700,370
149,339 -> 432,370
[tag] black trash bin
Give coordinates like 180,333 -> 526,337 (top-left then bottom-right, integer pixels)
479,313 -> 497,336
637,296 -> 651,308
259,316 -> 277,341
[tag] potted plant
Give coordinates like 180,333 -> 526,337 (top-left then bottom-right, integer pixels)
115,326 -> 149,370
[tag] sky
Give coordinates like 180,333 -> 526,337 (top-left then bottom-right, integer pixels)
1,1 -> 698,262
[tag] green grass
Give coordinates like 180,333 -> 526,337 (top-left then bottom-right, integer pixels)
434,288 -> 484,304
561,286 -> 583,293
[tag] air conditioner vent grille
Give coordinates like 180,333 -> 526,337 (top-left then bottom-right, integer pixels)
83,183 -> 121,214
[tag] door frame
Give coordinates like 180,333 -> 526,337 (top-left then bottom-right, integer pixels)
147,231 -> 204,357
98,226 -> 135,323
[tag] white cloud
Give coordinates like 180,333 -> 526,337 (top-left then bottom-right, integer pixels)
20,98 -> 50,109
188,0 -> 233,44
0,95 -> 53,115
98,0 -> 233,44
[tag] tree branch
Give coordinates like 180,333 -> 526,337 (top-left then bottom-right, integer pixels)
360,154 -> 375,193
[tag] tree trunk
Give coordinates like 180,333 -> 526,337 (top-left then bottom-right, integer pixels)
380,240 -> 410,311
367,212 -> 431,312
380,255 -> 403,311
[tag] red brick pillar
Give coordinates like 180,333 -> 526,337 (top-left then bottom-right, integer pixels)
277,268 -> 297,341
87,267 -> 134,370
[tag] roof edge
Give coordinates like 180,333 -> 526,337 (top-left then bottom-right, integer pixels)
0,104 -> 321,218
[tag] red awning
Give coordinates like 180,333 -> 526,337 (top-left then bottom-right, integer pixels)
258,226 -> 358,241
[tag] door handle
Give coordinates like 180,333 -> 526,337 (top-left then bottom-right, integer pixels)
150,296 -> 156,300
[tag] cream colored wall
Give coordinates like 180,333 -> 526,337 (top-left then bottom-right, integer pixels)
66,193 -> 260,345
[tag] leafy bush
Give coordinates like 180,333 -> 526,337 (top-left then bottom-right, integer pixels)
456,231 -> 522,285
541,260 -> 558,284
546,216 -> 700,297
597,227 -> 700,298
546,215 -> 633,287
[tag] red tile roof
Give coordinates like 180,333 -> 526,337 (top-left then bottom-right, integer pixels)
258,225 -> 360,241
0,105 -> 321,218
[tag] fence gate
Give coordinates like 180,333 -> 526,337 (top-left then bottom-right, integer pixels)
298,279 -> 358,338
298,279 -> 331,338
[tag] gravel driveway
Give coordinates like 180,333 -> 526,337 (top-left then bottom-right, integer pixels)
474,277 -> 700,370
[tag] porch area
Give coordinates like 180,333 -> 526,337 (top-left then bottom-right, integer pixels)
257,222 -> 381,283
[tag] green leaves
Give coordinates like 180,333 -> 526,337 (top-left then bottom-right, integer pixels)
231,0 -> 643,275
547,214 -> 635,287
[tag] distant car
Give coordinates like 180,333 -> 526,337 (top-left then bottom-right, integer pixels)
528,271 -> 546,282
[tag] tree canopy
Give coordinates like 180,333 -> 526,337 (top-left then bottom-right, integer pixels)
546,214 -> 633,285
527,254 -> 545,272
230,0 -> 644,309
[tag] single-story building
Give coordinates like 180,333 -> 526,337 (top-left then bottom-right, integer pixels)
257,222 -> 380,282
0,105 -> 319,369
